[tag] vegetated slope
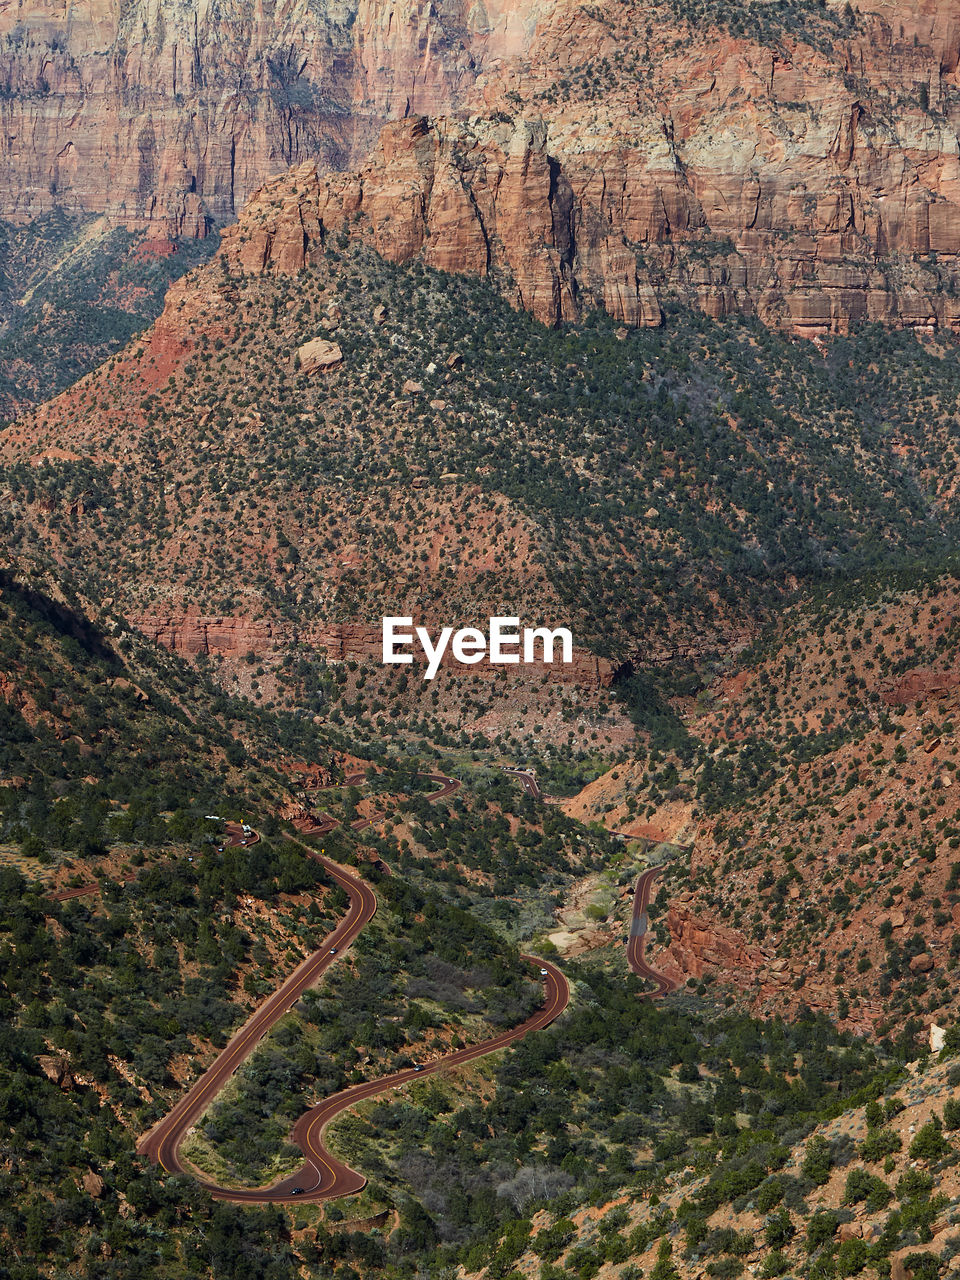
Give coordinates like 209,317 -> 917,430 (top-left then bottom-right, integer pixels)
457,1033 -> 960,1280
4,231 -> 960,750
0,855 -> 337,1278
562,564 -> 960,1040
0,807 -> 904,1279
179,868 -> 542,1189
317,972 -> 896,1258
0,212 -> 218,418
6,0 -> 960,333
0,556 -> 350,873
0,555 -> 608,1274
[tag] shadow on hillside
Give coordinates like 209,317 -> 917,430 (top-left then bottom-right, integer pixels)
0,568 -> 119,667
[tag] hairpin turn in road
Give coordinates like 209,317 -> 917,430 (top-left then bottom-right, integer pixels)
138,770 -> 674,1203
137,772 -> 569,1203
138,848 -> 568,1202
626,866 -> 678,998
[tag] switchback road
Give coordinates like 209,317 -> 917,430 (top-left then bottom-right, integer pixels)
501,770 -> 677,1000
139,771 -> 568,1203
139,849 -> 567,1202
296,771 -> 460,836
138,849 -> 377,1196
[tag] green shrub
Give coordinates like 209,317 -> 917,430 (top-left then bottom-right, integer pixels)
760,1251 -> 790,1278
706,1262 -> 744,1280
806,1210 -> 840,1253
843,1167 -> 891,1211
836,1238 -> 869,1276
859,1128 -> 902,1162
902,1253 -> 939,1280
802,1135 -> 834,1185
764,1209 -> 795,1249
756,1177 -> 785,1212
909,1120 -> 950,1162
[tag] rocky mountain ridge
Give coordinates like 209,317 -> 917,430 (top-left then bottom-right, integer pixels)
8,0 -> 960,330
6,215 -> 960,754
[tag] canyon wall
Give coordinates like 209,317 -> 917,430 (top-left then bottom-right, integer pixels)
133,611 -> 618,687
6,0 -> 960,331
219,95 -> 960,335
0,0 -> 544,234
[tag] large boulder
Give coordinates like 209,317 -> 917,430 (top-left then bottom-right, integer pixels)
296,338 -> 343,374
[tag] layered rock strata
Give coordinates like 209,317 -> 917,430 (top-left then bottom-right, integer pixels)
7,0 -> 960,331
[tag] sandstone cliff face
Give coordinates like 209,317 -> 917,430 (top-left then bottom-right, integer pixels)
7,0 -> 960,331
219,82 -> 960,335
220,119 -> 640,326
133,611 -> 617,687
0,0 -> 545,234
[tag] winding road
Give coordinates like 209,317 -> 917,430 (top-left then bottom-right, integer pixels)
626,866 -> 678,998
132,765 -> 674,1204
296,771 -> 460,837
501,766 -> 678,1000
138,773 -> 569,1203
502,767 -> 542,800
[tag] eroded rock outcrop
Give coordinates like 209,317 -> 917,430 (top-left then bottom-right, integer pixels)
0,0 -> 545,233
218,83 -> 960,334
8,1 -> 960,333
880,668 -> 960,705
220,119 -> 662,328
135,612 -> 277,659
296,337 -> 343,374
133,611 -> 617,687
663,901 -> 770,981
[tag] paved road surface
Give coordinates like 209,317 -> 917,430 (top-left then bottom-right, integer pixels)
502,767 -> 541,800
139,770 -> 568,1203
137,849 -> 377,1195
138,848 -> 567,1202
282,955 -> 567,1203
129,766 -> 670,1204
297,772 -> 460,837
626,866 -> 677,998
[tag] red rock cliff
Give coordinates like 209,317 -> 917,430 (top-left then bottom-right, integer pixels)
0,0 -> 543,234
6,0 -> 960,332
220,75 -> 960,335
133,610 -> 617,688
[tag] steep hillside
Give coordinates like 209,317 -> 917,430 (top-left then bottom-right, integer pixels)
8,556 -> 960,1280
457,1040 -> 960,1280
0,801 -> 903,1279
6,216 -> 960,745
0,554 -> 355,871
558,565 -> 960,1039
0,212 -> 218,418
